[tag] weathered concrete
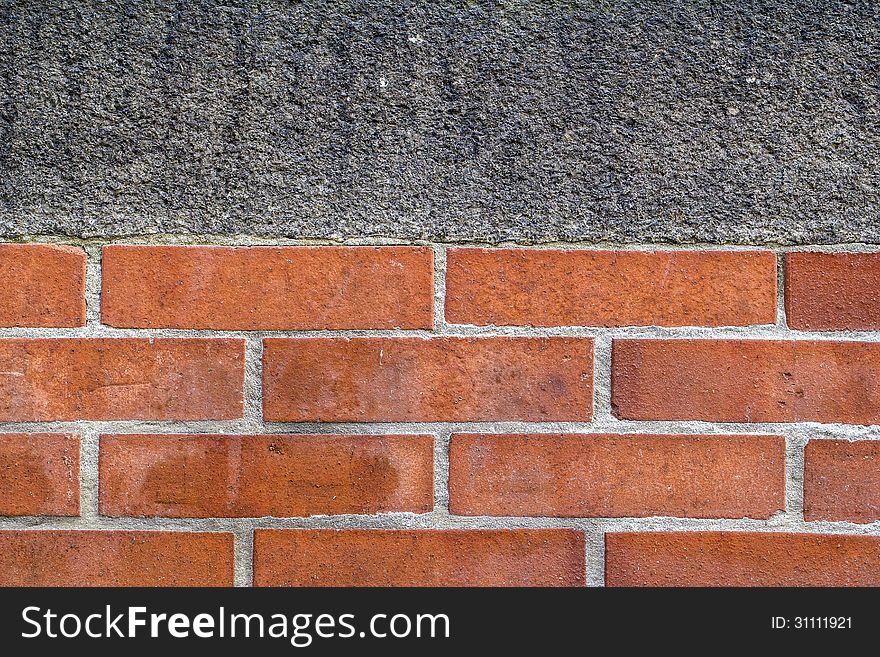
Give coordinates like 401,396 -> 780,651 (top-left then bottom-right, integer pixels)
1,1 -> 878,243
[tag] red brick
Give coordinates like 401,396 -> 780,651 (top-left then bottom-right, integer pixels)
0,433 -> 79,516
0,530 -> 233,586
253,529 -> 585,586
0,244 -> 86,327
0,338 -> 244,421
605,532 -> 880,586
447,248 -> 776,327
612,339 -> 880,424
804,440 -> 880,523
263,337 -> 593,422
99,434 -> 433,517
786,252 -> 880,330
449,433 -> 784,519
101,245 -> 434,329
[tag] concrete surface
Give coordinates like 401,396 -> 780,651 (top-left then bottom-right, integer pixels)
0,0 -> 878,243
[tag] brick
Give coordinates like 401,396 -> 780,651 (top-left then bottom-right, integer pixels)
0,244 -> 86,327
0,433 -> 79,516
804,440 -> 880,523
612,339 -> 880,424
0,338 -> 244,421
605,532 -> 880,586
786,252 -> 880,330
101,245 -> 434,329
447,248 -> 776,327
449,433 -> 784,519
0,531 -> 233,586
253,529 -> 585,586
263,337 -> 593,422
99,434 -> 433,517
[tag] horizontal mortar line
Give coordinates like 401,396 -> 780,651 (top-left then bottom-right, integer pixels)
222,422 -> 880,439
1,515 -> 879,535
10,233 -> 880,252
5,325 -> 880,340
2,420 -> 880,438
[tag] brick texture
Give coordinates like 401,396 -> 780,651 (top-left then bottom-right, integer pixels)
786,252 -> 880,330
448,433 -> 785,519
605,532 -> 880,586
612,339 -> 880,424
101,245 -> 434,329
0,338 -> 244,421
2,240 -> 879,590
0,531 -> 234,586
0,433 -> 79,516
446,248 -> 777,327
263,337 -> 593,422
0,244 -> 86,327
99,434 -> 433,517
804,439 -> 880,523
253,529 -> 586,586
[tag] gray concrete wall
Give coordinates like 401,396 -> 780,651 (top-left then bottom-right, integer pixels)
1,0 -> 878,243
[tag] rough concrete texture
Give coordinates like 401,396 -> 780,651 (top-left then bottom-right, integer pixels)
1,0 -> 878,243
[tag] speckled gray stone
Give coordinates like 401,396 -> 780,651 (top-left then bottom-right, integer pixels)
0,0 -> 878,243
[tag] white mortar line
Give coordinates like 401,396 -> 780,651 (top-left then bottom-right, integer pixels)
775,247 -> 788,329
9,325 -> 880,340
83,244 -> 103,328
584,526 -> 605,587
592,333 -> 613,421
79,429 -> 101,520
432,244 -> 448,331
11,233 -> 880,252
4,420 -> 880,438
233,526 -> 255,588
1,514 -> 877,534
242,336 -> 264,432
434,430 -> 452,513
585,331 -> 614,582
784,431 -> 808,520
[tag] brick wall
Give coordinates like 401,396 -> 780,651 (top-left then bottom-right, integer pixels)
1,241 -> 879,586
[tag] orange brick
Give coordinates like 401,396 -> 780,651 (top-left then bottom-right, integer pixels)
804,439 -> 880,523
99,434 -> 433,517
0,433 -> 79,516
612,339 -> 880,424
0,338 -> 244,421
101,245 -> 434,329
606,532 -> 880,586
447,248 -> 776,327
449,433 -> 784,519
786,252 -> 880,330
0,244 -> 85,327
253,529 -> 586,586
0,531 -> 233,586
263,337 -> 593,422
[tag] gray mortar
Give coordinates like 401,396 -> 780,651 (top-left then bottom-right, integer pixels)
1,238 -> 880,586
78,430 -> 100,519
2,0 -> 880,244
